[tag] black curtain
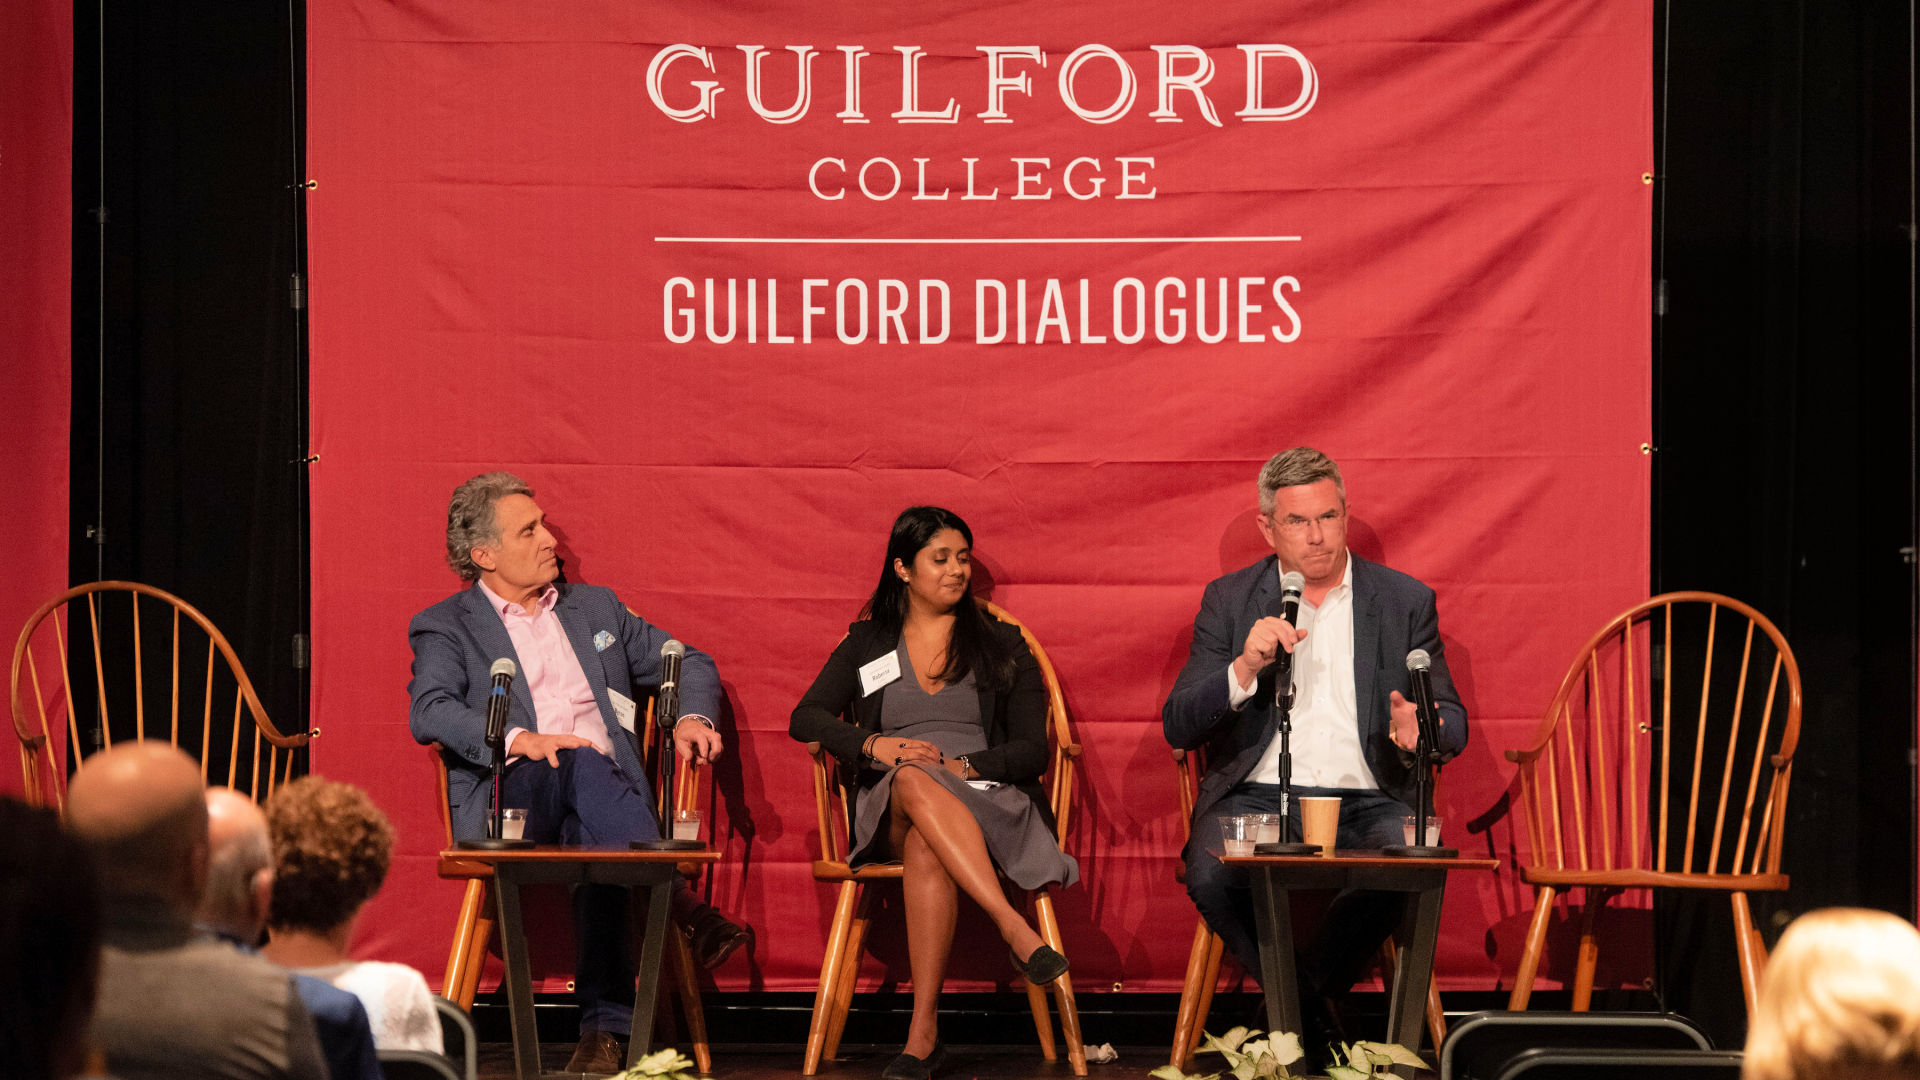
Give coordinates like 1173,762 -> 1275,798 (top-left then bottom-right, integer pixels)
69,0 -> 309,746
1652,0 -> 1915,1045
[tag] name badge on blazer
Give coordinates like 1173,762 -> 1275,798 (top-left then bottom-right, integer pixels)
609,689 -> 637,733
858,652 -> 902,697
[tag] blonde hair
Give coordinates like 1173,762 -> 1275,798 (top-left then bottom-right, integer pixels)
1744,908 -> 1920,1080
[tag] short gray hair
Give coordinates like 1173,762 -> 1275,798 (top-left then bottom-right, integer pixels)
1257,447 -> 1345,515
200,824 -> 270,937
445,471 -> 533,582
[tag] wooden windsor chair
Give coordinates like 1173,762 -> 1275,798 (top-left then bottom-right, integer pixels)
1166,746 -> 1447,1068
801,601 -> 1086,1076
1505,591 -> 1802,1015
9,581 -> 313,808
431,687 -> 713,1071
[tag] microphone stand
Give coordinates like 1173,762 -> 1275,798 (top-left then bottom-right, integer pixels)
1383,690 -> 1455,858
460,694 -> 532,851
634,689 -> 701,852
1258,650 -> 1320,856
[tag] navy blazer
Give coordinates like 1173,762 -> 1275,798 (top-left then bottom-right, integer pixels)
408,581 -> 720,841
1161,552 -> 1467,826
789,616 -> 1054,830
291,974 -> 383,1080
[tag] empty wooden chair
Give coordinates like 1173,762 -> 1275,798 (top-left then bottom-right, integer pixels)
1506,592 -> 1801,1015
9,581 -> 311,807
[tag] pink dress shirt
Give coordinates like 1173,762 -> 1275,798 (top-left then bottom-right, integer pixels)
477,580 -> 614,759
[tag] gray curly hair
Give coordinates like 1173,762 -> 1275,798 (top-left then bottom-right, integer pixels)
445,471 -> 533,581
1257,447 -> 1345,515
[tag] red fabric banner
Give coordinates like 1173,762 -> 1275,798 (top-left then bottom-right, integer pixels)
307,1 -> 1651,996
0,0 -> 72,797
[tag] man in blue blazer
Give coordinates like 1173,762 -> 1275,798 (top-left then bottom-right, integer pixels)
409,471 -> 749,1073
1163,448 -> 1467,1040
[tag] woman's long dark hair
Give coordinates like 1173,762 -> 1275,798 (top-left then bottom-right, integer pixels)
861,506 -> 1013,690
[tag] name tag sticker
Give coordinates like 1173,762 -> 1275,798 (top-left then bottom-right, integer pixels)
858,653 -> 902,697
609,689 -> 638,733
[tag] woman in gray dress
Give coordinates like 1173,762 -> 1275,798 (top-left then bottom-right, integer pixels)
790,507 -> 1077,1080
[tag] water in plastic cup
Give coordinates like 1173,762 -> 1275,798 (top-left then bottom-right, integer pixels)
1251,813 -> 1282,845
672,809 -> 701,842
1218,815 -> 1257,857
1402,815 -> 1441,846
501,808 -> 528,841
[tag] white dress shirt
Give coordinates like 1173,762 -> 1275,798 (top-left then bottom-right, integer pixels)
1227,556 -> 1379,789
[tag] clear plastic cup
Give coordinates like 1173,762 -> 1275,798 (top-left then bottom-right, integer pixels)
672,809 -> 702,842
500,808 -> 528,841
1402,814 -> 1442,846
1218,815 -> 1258,857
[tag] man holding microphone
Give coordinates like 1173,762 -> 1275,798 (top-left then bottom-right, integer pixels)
1162,447 -> 1468,1045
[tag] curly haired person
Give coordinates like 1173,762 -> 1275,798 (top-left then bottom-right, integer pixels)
262,777 -> 440,1053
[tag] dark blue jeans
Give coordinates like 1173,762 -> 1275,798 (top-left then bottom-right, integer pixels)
1183,784 -> 1410,1000
500,746 -> 674,1035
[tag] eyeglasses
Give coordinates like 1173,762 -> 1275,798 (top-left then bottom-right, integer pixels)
1270,508 -> 1344,536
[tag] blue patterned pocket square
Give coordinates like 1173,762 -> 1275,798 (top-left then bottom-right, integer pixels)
593,630 -> 615,652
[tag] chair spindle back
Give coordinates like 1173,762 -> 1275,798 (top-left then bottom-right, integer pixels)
9,581 -> 311,809
1506,592 -> 1801,882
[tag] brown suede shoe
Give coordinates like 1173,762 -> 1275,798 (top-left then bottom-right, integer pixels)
686,905 -> 754,970
563,1030 -> 626,1075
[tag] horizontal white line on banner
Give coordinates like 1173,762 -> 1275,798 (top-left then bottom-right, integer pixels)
653,235 -> 1303,244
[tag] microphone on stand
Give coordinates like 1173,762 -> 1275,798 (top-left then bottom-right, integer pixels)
656,640 -> 684,731
1384,647 -> 1455,857
1405,648 -> 1442,751
460,657 -> 533,850
484,657 -> 517,750
636,639 -> 701,851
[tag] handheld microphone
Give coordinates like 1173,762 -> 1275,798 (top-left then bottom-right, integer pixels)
1405,648 -> 1441,750
1273,571 -> 1306,696
484,657 -> 517,749
656,640 -> 685,730
1278,571 -> 1304,623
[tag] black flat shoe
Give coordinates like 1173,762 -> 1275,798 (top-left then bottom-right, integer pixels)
1010,943 -> 1070,984
879,1042 -> 946,1080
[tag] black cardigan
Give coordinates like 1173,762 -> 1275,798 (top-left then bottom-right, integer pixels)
788,615 -> 1054,829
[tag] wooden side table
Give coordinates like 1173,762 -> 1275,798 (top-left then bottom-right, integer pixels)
1220,851 -> 1499,1051
442,846 -> 720,1080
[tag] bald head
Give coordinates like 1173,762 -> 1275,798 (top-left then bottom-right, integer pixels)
67,741 -> 209,910
199,788 -> 273,940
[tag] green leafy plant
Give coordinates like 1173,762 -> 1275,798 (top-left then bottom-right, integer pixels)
1148,1028 -> 1430,1080
1150,1026 -> 1307,1080
610,1048 -> 701,1080
1325,1040 -> 1430,1079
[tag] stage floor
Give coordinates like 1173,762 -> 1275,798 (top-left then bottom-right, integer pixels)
474,1042 -> 1169,1080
